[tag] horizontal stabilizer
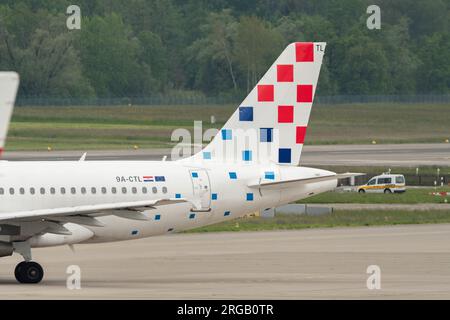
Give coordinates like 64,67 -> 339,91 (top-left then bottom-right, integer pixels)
248,172 -> 364,190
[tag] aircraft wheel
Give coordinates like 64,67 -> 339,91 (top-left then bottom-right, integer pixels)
14,261 -> 27,283
15,261 -> 44,284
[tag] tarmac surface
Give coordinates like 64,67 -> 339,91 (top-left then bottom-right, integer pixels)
3,143 -> 449,167
1,224 -> 450,299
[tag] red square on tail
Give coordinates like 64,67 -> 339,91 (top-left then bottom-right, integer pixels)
297,85 -> 313,103
258,85 -> 274,102
278,105 -> 294,123
296,126 -> 307,144
277,65 -> 293,82
296,42 -> 314,62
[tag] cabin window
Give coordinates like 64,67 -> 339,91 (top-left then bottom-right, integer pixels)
9,188 -> 14,195
142,187 -> 148,194
0,188 -> 3,195
111,187 -> 117,194
152,187 -> 157,194
50,187 -> 56,195
101,187 -> 107,194
132,187 -> 137,194
61,187 -> 66,195
71,187 -> 76,194
162,186 -> 168,194
30,188 -> 35,195
122,187 -> 127,194
91,187 -> 97,194
40,188 -> 45,195
19,188 -> 25,195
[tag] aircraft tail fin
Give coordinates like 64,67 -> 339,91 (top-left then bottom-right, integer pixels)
0,72 -> 20,157
190,42 -> 326,165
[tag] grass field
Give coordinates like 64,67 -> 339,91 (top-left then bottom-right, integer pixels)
188,210 -> 450,233
301,187 -> 450,204
6,103 -> 450,151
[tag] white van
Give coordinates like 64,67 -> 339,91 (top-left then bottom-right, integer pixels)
357,174 -> 406,194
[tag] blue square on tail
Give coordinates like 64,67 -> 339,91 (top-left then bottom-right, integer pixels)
260,128 -> 273,142
242,150 -> 252,161
221,129 -> 232,140
239,107 -> 253,121
278,148 -> 292,163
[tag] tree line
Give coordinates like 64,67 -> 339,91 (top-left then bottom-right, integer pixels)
0,0 -> 448,100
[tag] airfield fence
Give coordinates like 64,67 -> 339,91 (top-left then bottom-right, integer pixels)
15,94 -> 450,107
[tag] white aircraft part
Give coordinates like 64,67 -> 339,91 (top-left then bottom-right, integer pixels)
0,43 -> 348,248
0,72 -> 20,156
188,42 -> 326,166
29,223 -> 94,248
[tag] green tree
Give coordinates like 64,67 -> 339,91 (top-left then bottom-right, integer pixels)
0,4 -> 93,97
416,32 -> 450,93
334,31 -> 389,94
188,9 -> 238,92
234,16 -> 284,92
78,13 -> 151,97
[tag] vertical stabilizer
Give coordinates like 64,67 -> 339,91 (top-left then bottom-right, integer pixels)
190,42 -> 326,165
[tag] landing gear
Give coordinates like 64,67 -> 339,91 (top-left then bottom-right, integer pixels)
14,261 -> 44,284
12,241 -> 44,284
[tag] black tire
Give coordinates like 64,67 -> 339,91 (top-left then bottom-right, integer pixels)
384,189 -> 392,194
16,261 -> 44,284
358,189 -> 365,193
14,261 -> 27,283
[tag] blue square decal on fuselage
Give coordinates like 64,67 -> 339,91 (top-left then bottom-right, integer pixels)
246,193 -> 254,201
229,172 -> 237,179
265,171 -> 275,180
239,106 -> 253,121
203,152 -> 211,160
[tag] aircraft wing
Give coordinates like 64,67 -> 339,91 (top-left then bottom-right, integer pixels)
248,173 -> 365,190
0,198 -> 188,223
0,72 -> 20,157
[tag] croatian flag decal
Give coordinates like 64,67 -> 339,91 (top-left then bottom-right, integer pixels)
143,176 -> 165,182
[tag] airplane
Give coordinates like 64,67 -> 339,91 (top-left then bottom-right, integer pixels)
0,42 -> 359,284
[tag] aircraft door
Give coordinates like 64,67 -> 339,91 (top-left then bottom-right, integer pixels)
189,169 -> 211,211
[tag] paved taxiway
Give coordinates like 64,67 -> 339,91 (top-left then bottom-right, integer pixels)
3,143 -> 449,166
1,224 -> 450,299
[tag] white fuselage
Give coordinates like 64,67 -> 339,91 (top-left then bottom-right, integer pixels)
0,160 -> 336,247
